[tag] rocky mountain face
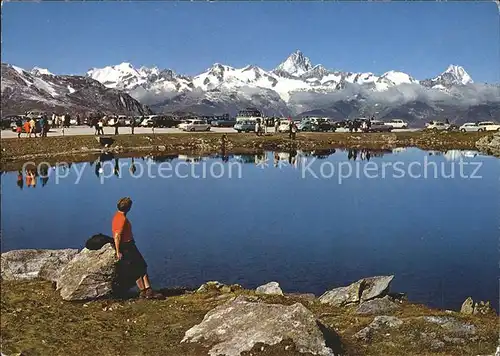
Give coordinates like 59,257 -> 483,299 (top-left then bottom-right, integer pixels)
1,63 -> 151,117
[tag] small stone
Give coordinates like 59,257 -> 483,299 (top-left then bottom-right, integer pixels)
256,281 -> 284,296
460,297 -> 474,314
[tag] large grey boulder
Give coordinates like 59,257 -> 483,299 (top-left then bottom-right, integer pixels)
1,249 -> 78,282
319,275 -> 394,307
476,133 -> 500,157
255,281 -> 284,296
56,244 -> 118,301
182,296 -> 338,356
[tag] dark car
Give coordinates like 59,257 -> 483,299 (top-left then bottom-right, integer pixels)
211,119 -> 237,127
316,120 -> 337,132
2,115 -> 24,130
154,116 -> 182,128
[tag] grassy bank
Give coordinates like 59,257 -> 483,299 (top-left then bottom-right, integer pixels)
1,280 -> 497,356
0,131 -> 491,171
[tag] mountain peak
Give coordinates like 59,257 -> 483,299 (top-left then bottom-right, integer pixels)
274,50 -> 313,77
31,67 -> 53,76
443,64 -> 472,84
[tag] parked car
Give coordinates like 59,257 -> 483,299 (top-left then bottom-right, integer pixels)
425,121 -> 450,131
298,121 -> 319,132
477,121 -> 500,132
234,121 -> 255,133
368,120 -> 393,132
2,115 -> 24,130
211,118 -> 237,127
316,120 -> 336,132
183,119 -> 211,132
384,119 -> 408,129
459,122 -> 480,132
277,119 -> 292,133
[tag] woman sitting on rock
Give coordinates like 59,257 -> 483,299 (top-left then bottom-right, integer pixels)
112,197 -> 162,299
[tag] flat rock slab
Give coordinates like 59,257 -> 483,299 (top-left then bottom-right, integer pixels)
319,275 -> 394,307
56,244 -> 117,301
421,316 -> 476,337
1,249 -> 78,282
182,296 -> 337,356
356,296 -> 400,315
256,281 -> 284,296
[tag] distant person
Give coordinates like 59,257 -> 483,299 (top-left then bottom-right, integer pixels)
445,118 -> 450,125
29,118 -> 37,138
98,119 -> 104,135
39,116 -> 46,137
23,120 -> 31,138
254,121 -> 260,136
274,119 -> 279,134
291,122 -> 297,140
130,118 -> 135,135
114,120 -> 120,135
92,118 -> 99,135
112,197 -> 162,299
16,120 -> 22,138
76,115 -> 81,126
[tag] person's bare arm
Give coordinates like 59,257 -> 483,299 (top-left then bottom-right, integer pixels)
114,230 -> 123,260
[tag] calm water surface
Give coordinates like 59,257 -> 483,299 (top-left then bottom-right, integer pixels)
1,148 -> 498,309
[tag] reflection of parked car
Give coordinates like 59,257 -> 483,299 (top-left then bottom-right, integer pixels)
425,121 -> 450,131
459,122 -> 480,132
368,120 -> 393,132
183,119 -> 210,132
477,121 -> 500,132
234,121 -> 255,133
384,119 -> 408,129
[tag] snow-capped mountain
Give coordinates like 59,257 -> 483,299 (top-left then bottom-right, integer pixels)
274,50 -> 313,77
1,63 -> 150,116
87,51 -> 457,109
420,65 -> 473,89
4,50 -> 497,124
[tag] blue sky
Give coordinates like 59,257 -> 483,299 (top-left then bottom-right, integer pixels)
2,1 -> 499,82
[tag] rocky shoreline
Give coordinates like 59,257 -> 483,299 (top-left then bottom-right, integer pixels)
1,247 -> 498,356
1,131 -> 496,171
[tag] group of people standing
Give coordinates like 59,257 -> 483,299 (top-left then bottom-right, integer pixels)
255,118 -> 297,139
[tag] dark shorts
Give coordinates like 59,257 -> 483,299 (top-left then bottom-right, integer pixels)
119,241 -> 147,282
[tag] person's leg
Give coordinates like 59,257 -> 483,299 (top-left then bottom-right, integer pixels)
136,277 -> 145,291
142,274 -> 151,290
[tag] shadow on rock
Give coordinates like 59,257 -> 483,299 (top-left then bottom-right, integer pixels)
317,321 -> 345,355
